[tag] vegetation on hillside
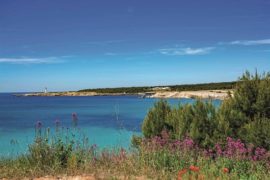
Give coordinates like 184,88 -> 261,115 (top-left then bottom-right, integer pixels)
78,81 -> 236,94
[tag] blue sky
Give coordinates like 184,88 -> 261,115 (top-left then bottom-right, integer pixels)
0,0 -> 270,92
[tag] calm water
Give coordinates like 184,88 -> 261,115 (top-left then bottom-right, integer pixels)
0,93 -> 221,156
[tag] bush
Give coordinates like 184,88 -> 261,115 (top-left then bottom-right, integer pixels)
141,99 -> 218,147
25,123 -> 92,174
141,71 -> 270,149
240,117 -> 270,149
218,71 -> 270,148
142,100 -> 171,138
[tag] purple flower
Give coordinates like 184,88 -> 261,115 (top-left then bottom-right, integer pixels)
72,112 -> 78,127
253,147 -> 267,161
54,119 -> 60,127
204,149 -> 214,157
35,121 -> 42,136
223,137 -> 247,159
215,144 -> 223,156
172,140 -> 181,150
35,121 -> 42,129
91,144 -> 97,150
72,112 -> 78,119
182,137 -> 194,149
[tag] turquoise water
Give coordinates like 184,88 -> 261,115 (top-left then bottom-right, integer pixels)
0,93 -> 221,156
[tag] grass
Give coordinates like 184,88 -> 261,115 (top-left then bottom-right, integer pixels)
0,124 -> 269,180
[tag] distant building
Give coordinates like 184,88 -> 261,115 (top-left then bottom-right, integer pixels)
152,87 -> 170,91
44,87 -> 48,93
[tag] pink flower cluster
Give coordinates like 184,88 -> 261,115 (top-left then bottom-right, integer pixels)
142,133 -> 269,163
142,131 -> 196,152
208,137 -> 269,162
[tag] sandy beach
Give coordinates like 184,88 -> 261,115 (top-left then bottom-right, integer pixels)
147,90 -> 232,100
17,90 -> 232,100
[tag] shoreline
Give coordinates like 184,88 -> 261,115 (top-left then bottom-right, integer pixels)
15,90 -> 232,100
147,90 -> 232,100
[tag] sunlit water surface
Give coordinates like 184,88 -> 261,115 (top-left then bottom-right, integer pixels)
0,93 -> 221,156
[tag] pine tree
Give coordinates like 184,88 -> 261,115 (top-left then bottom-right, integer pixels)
142,100 -> 171,138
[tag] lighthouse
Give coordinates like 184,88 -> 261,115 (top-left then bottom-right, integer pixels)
44,87 -> 48,93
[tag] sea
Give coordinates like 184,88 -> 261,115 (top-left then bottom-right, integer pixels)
0,93 -> 221,157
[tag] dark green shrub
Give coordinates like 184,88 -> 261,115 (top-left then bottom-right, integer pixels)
167,101 -> 217,147
166,104 -> 193,139
239,117 -> 270,149
188,101 -> 217,147
142,100 -> 171,138
232,71 -> 270,119
142,99 -> 218,147
141,71 -> 270,149
218,71 -> 270,148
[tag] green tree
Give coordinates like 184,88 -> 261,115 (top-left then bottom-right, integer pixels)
143,100 -> 217,147
141,71 -> 270,149
240,117 -> 270,149
142,100 -> 171,138
188,101 -> 217,147
218,71 -> 270,148
166,104 -> 193,139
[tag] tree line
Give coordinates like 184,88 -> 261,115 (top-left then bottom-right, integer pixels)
78,81 -> 236,94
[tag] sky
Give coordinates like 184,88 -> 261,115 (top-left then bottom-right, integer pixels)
0,0 -> 270,92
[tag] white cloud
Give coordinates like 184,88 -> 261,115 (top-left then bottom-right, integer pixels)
159,47 -> 214,56
229,39 -> 270,46
0,57 -> 64,64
